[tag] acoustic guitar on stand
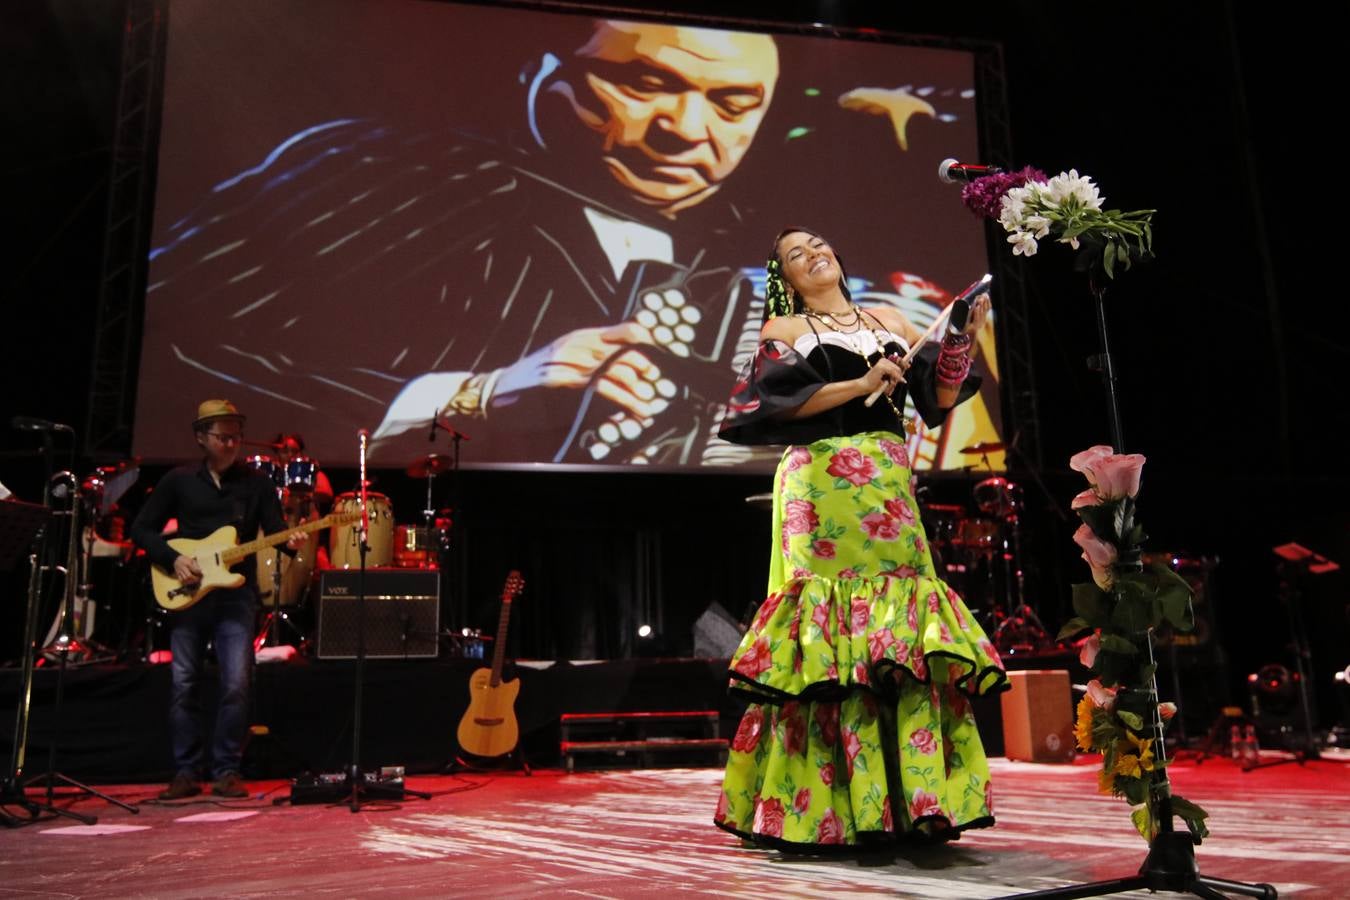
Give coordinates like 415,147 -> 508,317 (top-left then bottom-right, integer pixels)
150,512 -> 358,611
456,570 -> 526,758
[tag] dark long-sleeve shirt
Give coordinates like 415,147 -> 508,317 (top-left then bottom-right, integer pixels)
130,460 -> 291,592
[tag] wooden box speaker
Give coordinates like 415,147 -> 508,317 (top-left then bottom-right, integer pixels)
1000,669 -> 1075,763
316,568 -> 440,659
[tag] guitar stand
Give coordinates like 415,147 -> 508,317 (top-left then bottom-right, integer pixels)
446,748 -> 532,777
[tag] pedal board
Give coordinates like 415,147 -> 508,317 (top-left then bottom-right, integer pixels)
288,767 -> 406,805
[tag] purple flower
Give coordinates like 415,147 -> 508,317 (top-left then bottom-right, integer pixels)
961,166 -> 1048,220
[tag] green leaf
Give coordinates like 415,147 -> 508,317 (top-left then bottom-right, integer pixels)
1171,795 -> 1211,841
1131,803 -> 1154,840
1077,501 -> 1121,543
1057,617 -> 1091,641
1072,582 -> 1112,627
1103,240 -> 1117,278
1099,633 -> 1138,656
1121,776 -> 1150,806
1117,709 -> 1144,730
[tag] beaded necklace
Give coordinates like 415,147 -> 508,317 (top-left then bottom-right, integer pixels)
800,305 -> 913,433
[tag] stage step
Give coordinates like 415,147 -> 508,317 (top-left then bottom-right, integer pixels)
560,710 -> 728,772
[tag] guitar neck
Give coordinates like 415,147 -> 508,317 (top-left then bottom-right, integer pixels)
220,513 -> 344,565
488,598 -> 512,687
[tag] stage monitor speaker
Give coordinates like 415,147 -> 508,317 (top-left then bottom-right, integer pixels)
316,568 -> 439,659
693,602 -> 743,659
1000,669 -> 1075,763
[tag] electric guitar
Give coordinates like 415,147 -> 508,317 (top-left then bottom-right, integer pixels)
456,570 -> 526,758
150,511 -> 358,611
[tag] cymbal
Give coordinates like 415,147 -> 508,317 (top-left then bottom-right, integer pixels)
959,441 -> 1005,455
407,454 -> 452,478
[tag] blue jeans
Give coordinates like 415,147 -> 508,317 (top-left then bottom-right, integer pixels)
168,586 -> 255,779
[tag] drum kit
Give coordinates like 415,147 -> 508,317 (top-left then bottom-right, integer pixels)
242,446 -> 454,652
923,440 -> 1048,652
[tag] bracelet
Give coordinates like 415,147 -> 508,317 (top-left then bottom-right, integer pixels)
936,334 -> 973,387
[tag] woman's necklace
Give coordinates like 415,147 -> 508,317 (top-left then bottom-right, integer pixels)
801,305 -> 913,433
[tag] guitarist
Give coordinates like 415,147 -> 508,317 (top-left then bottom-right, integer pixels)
129,399 -> 306,801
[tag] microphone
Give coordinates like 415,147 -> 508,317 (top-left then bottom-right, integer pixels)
938,159 -> 1004,184
12,416 -> 74,433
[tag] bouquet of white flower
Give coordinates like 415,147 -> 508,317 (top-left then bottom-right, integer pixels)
963,167 -> 1155,278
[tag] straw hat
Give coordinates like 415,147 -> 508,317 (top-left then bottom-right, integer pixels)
192,399 -> 246,428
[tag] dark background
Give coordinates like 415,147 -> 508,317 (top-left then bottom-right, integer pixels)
3,1 -> 1347,735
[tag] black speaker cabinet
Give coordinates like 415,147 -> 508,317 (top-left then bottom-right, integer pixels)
316,569 -> 440,659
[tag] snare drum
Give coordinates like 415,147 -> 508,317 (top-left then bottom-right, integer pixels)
329,492 -> 393,568
392,524 -> 442,569
284,457 -> 318,495
952,518 -> 1000,549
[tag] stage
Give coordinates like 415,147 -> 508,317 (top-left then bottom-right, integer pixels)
3,756 -> 1348,898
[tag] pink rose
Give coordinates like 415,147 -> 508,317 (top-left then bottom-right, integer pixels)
884,497 -> 916,525
938,622 -> 953,644
951,598 -> 969,629
1069,445 -> 1115,482
882,795 -> 894,831
817,809 -> 845,844
843,728 -> 862,777
788,611 -> 801,641
811,604 -> 833,646
879,439 -> 910,468
812,539 -> 836,559
854,661 -> 870,685
1159,702 -> 1177,722
715,791 -> 730,822
927,591 -> 941,613
906,597 -> 919,632
753,592 -> 784,630
792,567 -> 811,578
1079,631 -> 1101,668
850,596 -> 870,635
783,499 -> 819,536
911,647 -> 928,680
827,447 -> 879,486
1071,488 -> 1101,510
978,637 -> 1002,666
893,641 -> 910,665
826,662 -> 838,681
839,567 -> 860,579
781,703 -> 807,756
731,705 -> 764,753
914,535 -> 927,555
1094,453 -> 1146,500
909,727 -> 938,755
1073,523 -> 1117,590
783,446 -> 812,473
819,762 -> 836,786
861,513 -> 901,540
1086,678 -> 1118,710
909,789 -> 944,821
868,627 -> 897,662
754,797 -> 786,838
734,637 -> 773,678
793,787 -> 812,814
886,564 -> 918,580
815,703 -> 840,747
1069,446 -> 1146,500
984,781 -> 994,814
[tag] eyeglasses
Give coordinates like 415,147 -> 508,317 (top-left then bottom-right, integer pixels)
204,431 -> 243,444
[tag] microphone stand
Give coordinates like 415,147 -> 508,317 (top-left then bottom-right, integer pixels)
999,278 -> 1272,899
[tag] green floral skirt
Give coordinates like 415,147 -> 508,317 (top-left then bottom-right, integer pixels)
714,432 -> 1008,849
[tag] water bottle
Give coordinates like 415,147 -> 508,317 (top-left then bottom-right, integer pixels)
1243,724 -> 1260,766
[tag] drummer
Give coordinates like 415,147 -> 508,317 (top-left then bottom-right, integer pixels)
272,433 -> 334,515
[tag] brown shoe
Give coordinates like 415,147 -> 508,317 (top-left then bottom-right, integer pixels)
159,773 -> 201,801
211,771 -> 248,798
